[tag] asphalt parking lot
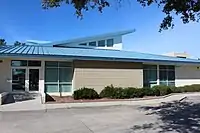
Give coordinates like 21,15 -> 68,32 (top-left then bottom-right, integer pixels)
1,96 -> 200,133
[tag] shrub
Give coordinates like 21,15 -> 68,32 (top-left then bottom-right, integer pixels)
73,87 -> 99,100
180,84 -> 200,92
170,86 -> 183,93
123,87 -> 137,98
143,87 -> 157,96
100,85 -> 125,99
99,85 -> 116,98
152,85 -> 172,96
134,88 -> 145,98
112,87 -> 124,99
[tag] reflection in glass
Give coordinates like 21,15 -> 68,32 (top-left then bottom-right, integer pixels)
12,69 -> 26,91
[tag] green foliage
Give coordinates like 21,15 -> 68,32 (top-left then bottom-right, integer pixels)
14,41 -> 26,46
0,39 -> 6,46
73,87 -> 99,100
181,84 -> 200,92
100,86 -> 145,99
99,85 -> 115,98
134,88 -> 145,98
170,86 -> 183,93
74,84 -> 200,100
112,87 -> 124,99
152,85 -> 172,96
42,0 -> 109,17
143,87 -> 157,96
123,87 -> 137,98
14,41 -> 25,46
42,0 -> 200,31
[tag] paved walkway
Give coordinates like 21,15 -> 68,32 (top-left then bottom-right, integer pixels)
1,96 -> 200,133
1,92 -> 200,112
0,96 -> 43,112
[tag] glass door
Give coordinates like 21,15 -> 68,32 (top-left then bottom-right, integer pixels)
29,69 -> 39,91
12,69 -> 26,91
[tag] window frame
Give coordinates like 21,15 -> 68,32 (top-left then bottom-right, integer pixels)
89,41 -> 97,47
44,61 -> 73,93
79,43 -> 87,46
106,39 -> 114,47
98,40 -> 106,47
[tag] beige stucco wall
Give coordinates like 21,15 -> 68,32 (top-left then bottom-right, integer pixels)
0,59 -> 11,93
175,65 -> 200,87
73,60 -> 143,93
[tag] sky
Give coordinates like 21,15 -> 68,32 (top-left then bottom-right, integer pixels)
0,0 -> 200,57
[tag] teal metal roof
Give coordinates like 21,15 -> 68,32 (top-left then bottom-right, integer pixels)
0,45 -> 200,64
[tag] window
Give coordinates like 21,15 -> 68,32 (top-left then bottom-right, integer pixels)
45,61 -> 73,93
98,40 -> 105,47
28,61 -> 41,66
11,60 -> 41,67
11,60 -> 27,66
79,43 -> 87,46
159,65 -> 175,86
106,39 -> 114,47
143,65 -> 157,87
89,41 -> 96,46
143,65 -> 175,87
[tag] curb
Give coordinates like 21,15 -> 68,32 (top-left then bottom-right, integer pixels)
1,92 -> 200,112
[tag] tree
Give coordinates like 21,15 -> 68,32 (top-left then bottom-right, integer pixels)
0,39 -> 6,46
42,0 -> 200,32
14,41 -> 26,46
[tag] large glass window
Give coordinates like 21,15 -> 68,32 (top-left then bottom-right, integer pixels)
143,65 -> 175,87
89,41 -> 96,46
106,39 -> 114,47
143,65 -> 157,87
98,40 -> 106,47
159,65 -> 175,86
45,61 -> 73,93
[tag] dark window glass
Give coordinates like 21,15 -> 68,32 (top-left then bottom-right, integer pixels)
28,61 -> 41,66
159,65 -> 167,70
98,40 -> 105,47
159,65 -> 175,86
89,41 -> 96,46
143,65 -> 157,70
107,39 -> 114,47
59,62 -> 72,67
45,61 -> 58,67
143,66 -> 157,87
168,70 -> 175,80
168,65 -> 175,70
159,70 -> 167,81
79,43 -> 87,46
45,61 -> 73,93
11,60 -> 27,66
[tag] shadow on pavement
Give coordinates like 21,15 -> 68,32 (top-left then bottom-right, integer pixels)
131,101 -> 200,133
3,92 -> 36,104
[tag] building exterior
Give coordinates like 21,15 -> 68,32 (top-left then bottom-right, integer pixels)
163,52 -> 190,58
0,30 -> 200,97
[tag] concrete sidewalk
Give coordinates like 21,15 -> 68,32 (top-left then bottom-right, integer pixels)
1,92 -> 200,112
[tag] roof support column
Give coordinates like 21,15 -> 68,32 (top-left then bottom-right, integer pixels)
157,65 -> 160,85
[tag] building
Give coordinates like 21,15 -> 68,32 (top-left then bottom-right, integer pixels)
163,52 -> 190,58
0,30 -> 200,97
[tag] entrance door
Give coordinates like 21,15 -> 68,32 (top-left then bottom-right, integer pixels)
12,69 -> 26,91
12,68 -> 39,91
29,69 -> 39,91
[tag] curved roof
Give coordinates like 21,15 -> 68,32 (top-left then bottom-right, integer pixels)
0,45 -> 200,65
